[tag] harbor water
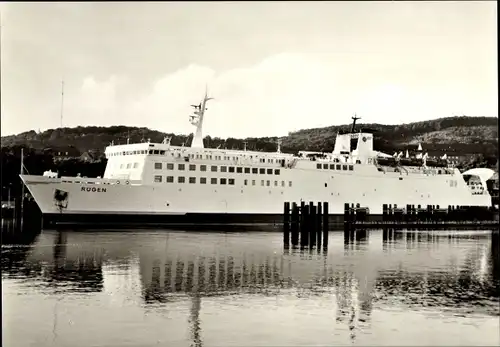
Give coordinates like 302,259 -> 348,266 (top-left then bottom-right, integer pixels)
2,226 -> 499,346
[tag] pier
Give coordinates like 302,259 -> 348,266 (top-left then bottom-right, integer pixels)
283,201 -> 329,249
343,202 -> 498,228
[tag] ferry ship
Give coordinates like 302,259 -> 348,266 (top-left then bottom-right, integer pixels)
20,91 -> 493,227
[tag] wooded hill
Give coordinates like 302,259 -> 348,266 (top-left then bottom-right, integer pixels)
1,116 -> 498,157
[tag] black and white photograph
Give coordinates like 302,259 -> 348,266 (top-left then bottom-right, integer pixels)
1,1 -> 498,346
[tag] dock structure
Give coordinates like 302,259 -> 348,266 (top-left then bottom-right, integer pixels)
343,202 -> 498,228
283,201 -> 329,249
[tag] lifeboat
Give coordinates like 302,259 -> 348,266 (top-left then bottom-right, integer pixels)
399,158 -> 424,167
426,158 -> 448,168
376,157 -> 397,166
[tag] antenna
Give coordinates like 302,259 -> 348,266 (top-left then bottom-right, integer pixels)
60,79 -> 65,128
351,114 -> 361,133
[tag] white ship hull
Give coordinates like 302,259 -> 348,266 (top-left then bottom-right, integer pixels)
21,167 -> 491,226
17,94 -> 494,227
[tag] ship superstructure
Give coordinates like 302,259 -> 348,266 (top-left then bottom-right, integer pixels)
20,91 -> 493,226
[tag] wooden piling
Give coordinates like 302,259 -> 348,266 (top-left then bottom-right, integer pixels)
283,202 -> 290,247
309,202 -> 316,247
291,202 -> 299,246
322,202 -> 329,248
316,202 -> 322,248
300,204 -> 309,247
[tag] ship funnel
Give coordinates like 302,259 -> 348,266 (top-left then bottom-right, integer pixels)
333,133 -> 351,155
354,133 -> 374,159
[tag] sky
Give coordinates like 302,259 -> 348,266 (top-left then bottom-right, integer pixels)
0,1 -> 497,138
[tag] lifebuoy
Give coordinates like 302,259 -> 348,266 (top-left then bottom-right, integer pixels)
116,180 -> 120,184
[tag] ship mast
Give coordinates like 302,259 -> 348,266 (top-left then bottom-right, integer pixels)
351,114 -> 361,133
190,87 -> 214,148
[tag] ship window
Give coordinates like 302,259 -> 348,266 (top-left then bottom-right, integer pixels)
211,165 -> 217,172
289,181 -> 292,187
261,180 -> 265,186
167,163 -> 174,170
160,150 -> 165,155
229,166 -> 235,173
154,150 -> 159,155
178,164 -> 185,170
133,163 -> 139,168
155,163 -> 162,170
200,165 -> 207,171
211,178 -> 217,184
323,164 -> 328,169
221,166 -> 227,172
266,180 -> 270,186
274,169 -> 280,175
166,176 -> 174,183
220,178 -> 227,185
189,164 -> 196,171
244,179 -> 248,185
274,181 -> 278,186
149,150 -> 153,154
229,178 -> 235,185
244,168 -> 250,174
259,168 -> 265,174
127,163 -> 132,169
189,177 -> 196,184
356,160 -> 361,164
236,167 -> 243,173
267,169 -> 273,175
316,163 -> 322,169
342,165 -> 347,170
252,180 -> 256,186
349,165 -> 353,171
335,164 -> 340,170
178,176 -> 185,183
200,177 -> 207,184
330,164 -> 335,170
120,164 -> 124,169
252,168 -> 258,174
281,181 -> 285,187
154,175 -> 162,183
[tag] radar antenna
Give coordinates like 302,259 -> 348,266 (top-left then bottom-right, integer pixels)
351,114 -> 361,133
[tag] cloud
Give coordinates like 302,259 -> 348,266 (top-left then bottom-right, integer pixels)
58,52 -> 497,139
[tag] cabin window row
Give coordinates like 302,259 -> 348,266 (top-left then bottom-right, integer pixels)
120,163 -> 140,169
316,163 -> 354,171
155,176 -> 234,185
244,179 -> 292,187
153,175 -> 293,187
155,162 -> 281,175
110,149 -> 284,164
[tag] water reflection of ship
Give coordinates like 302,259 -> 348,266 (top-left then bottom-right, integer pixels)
24,231 -> 105,293
8,229 -> 498,344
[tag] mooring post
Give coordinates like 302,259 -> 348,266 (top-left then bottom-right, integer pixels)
291,202 -> 299,246
309,202 -> 316,247
300,204 -> 309,247
316,202 -> 322,248
322,202 -> 329,248
283,202 -> 290,247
